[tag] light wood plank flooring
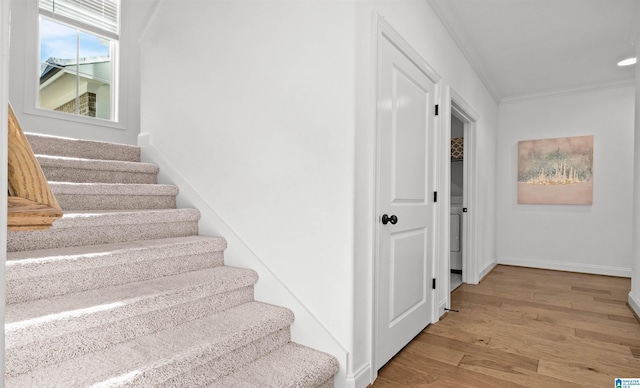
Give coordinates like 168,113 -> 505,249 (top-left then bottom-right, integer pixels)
372,265 -> 640,387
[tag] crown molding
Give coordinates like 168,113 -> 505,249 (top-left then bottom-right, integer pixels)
500,79 -> 635,105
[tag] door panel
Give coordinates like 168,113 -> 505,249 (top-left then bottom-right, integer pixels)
392,68 -> 427,203
376,33 -> 437,370
390,229 -> 427,324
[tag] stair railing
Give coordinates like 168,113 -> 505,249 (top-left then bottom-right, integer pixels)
7,102 -> 62,230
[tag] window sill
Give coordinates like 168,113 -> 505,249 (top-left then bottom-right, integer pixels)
23,106 -> 126,130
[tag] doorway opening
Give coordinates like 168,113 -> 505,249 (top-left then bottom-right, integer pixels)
450,113 -> 464,291
445,90 -> 479,308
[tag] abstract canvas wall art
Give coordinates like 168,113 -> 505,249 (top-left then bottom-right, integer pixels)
518,135 -> 594,205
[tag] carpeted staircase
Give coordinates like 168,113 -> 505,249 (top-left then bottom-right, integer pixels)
5,133 -> 339,387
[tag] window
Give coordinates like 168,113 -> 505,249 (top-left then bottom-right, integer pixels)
38,0 -> 119,121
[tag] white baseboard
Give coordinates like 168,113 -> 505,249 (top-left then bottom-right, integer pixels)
478,262 -> 497,282
347,363 -> 371,388
438,299 -> 447,318
628,292 -> 640,320
137,131 -> 151,147
497,257 -> 631,278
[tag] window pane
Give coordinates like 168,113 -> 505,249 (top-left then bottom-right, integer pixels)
39,17 -> 79,114
40,18 -> 76,65
79,30 -> 111,119
38,17 -> 114,120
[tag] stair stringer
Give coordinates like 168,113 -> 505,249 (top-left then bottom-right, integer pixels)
138,138 -> 349,388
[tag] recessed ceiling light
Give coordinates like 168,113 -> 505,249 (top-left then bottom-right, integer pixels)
617,57 -> 637,67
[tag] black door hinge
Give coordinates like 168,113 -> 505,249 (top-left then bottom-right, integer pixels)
432,278 -> 436,289
433,191 -> 438,202
435,104 -> 439,116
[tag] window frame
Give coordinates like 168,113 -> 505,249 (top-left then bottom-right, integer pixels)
24,0 -> 123,127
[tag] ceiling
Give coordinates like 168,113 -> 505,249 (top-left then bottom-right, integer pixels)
428,0 -> 640,103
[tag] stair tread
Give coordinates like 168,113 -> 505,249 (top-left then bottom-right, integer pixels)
23,208 -> 200,228
36,154 -> 158,173
8,133 -> 339,386
6,235 -> 227,304
213,342 -> 340,387
6,265 -> 255,324
7,235 -> 225,266
7,209 -> 201,253
6,302 -> 294,387
26,132 -> 140,162
49,182 -> 178,196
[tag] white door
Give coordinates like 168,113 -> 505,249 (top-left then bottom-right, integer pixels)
375,32 -> 437,370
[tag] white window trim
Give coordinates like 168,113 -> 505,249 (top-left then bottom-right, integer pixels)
23,0 -> 125,129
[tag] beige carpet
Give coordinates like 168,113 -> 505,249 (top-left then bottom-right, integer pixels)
5,133 -> 339,387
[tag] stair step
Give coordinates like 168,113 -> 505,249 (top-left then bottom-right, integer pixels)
6,236 -> 226,304
37,155 -> 158,184
50,182 -> 178,210
26,132 -> 140,162
7,208 -> 200,252
6,266 -> 259,377
8,133 -> 340,385
212,342 -> 339,387
6,302 -> 294,387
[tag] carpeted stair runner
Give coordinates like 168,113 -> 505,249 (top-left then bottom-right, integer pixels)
6,133 -> 339,387
50,182 -> 179,210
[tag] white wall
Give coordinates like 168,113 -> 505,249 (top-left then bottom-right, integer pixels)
630,37 -> 640,317
140,1 -> 356,383
7,0 -> 155,144
497,85 -> 635,276
140,1 -> 499,387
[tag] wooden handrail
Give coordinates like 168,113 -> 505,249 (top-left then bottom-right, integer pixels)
7,102 -> 62,230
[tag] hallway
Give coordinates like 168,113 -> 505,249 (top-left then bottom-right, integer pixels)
373,265 -> 639,387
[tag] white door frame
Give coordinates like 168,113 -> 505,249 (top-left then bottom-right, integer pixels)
442,87 -> 480,311
371,14 -> 442,377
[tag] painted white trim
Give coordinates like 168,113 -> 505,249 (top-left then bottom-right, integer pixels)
500,80 -> 635,105
450,89 -> 480,123
139,139 -> 349,388
439,86 -> 452,317
377,17 -> 441,83
22,107 -> 127,129
137,131 -> 151,147
1,0 -> 11,379
628,292 -> 640,319
497,257 -> 632,278
367,9 -> 380,385
346,363 -> 371,388
478,262 -> 497,282
449,89 -> 480,285
438,299 -> 447,318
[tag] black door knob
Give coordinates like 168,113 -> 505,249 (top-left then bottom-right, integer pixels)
382,214 -> 398,225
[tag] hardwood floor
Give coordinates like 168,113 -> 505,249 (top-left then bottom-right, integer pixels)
372,265 -> 640,387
